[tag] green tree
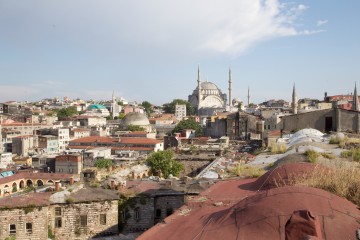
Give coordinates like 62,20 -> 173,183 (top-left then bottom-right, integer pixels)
146,150 -> 184,178
118,113 -> 126,119
94,159 -> 113,169
141,101 -> 154,116
163,99 -> 195,116
172,118 -> 202,136
56,106 -> 78,119
127,125 -> 145,132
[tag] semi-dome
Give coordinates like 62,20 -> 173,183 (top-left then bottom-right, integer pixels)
88,104 -> 107,110
122,112 -> 150,126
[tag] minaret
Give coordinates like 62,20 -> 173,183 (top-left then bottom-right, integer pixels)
353,83 -> 359,111
247,86 -> 250,107
228,66 -> 232,108
292,83 -> 298,114
197,64 -> 201,111
111,91 -> 116,120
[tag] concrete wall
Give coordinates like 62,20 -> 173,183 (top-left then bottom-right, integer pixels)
337,109 -> 359,132
0,206 -> 48,240
282,109 -> 335,133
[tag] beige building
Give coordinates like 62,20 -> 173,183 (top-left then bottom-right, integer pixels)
55,154 -> 82,174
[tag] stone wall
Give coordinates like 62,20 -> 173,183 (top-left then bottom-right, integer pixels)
0,206 -> 48,240
50,200 -> 118,240
120,196 -> 155,233
154,194 -> 185,224
178,159 -> 213,177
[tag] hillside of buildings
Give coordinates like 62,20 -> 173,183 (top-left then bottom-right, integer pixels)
1,84 -> 360,239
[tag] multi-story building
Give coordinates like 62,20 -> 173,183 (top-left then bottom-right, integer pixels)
12,135 -> 35,156
175,104 -> 187,121
38,135 -> 59,154
55,154 -> 82,174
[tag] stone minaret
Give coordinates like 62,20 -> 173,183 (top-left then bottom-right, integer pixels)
247,86 -> 250,107
197,64 -> 201,111
292,83 -> 298,114
353,83 -> 359,111
111,91 -> 116,120
228,66 -> 232,108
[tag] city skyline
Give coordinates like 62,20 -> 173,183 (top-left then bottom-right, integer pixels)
1,0 -> 360,104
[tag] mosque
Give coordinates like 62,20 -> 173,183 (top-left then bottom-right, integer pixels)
188,65 -> 235,116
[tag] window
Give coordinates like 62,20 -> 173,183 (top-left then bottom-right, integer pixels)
55,207 -> 61,216
9,224 -> 16,235
80,215 -> 87,226
134,208 -> 140,221
155,209 -> 161,218
121,211 -> 126,222
166,208 -> 173,216
100,214 -> 106,225
55,217 -> 62,228
26,223 -> 32,234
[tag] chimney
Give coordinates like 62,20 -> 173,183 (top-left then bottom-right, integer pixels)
112,165 -> 116,171
111,180 -> 115,190
70,177 -> 74,185
55,181 -> 60,191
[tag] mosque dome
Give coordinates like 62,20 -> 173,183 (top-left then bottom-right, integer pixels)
122,112 -> 150,126
88,104 -> 107,110
199,82 -> 220,91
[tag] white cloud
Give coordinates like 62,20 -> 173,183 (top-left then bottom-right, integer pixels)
317,20 -> 328,26
1,0 -> 315,58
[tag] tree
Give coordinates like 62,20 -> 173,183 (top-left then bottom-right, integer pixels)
163,99 -> 195,116
127,125 -> 145,132
146,150 -> 184,178
172,118 -> 202,136
56,106 -> 78,119
94,159 -> 113,169
141,101 -> 154,116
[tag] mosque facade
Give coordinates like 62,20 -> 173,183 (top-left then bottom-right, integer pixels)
188,65 -> 234,116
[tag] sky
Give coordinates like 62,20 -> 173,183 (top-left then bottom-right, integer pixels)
1,0 -> 360,105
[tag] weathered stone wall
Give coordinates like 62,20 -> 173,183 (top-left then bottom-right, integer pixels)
120,196 -> 155,233
50,200 -> 118,240
0,206 -> 48,240
178,159 -> 213,177
154,195 -> 185,224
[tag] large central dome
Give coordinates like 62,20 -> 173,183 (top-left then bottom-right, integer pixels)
199,82 -> 220,91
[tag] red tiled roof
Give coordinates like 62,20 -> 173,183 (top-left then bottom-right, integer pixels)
0,192 -> 52,208
0,172 -> 74,185
70,136 -> 162,144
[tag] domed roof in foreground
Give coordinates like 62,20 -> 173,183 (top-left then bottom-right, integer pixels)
139,186 -> 360,240
122,112 -> 150,126
88,104 -> 107,110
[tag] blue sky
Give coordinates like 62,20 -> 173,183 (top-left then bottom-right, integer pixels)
1,0 -> 360,105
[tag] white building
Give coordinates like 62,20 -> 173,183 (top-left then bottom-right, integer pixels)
175,104 -> 187,121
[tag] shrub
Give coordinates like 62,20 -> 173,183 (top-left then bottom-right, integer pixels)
269,143 -> 287,154
305,150 -> 319,163
293,167 -> 360,206
94,159 -> 113,169
329,136 -> 340,144
320,152 -> 335,159
234,163 -> 265,178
